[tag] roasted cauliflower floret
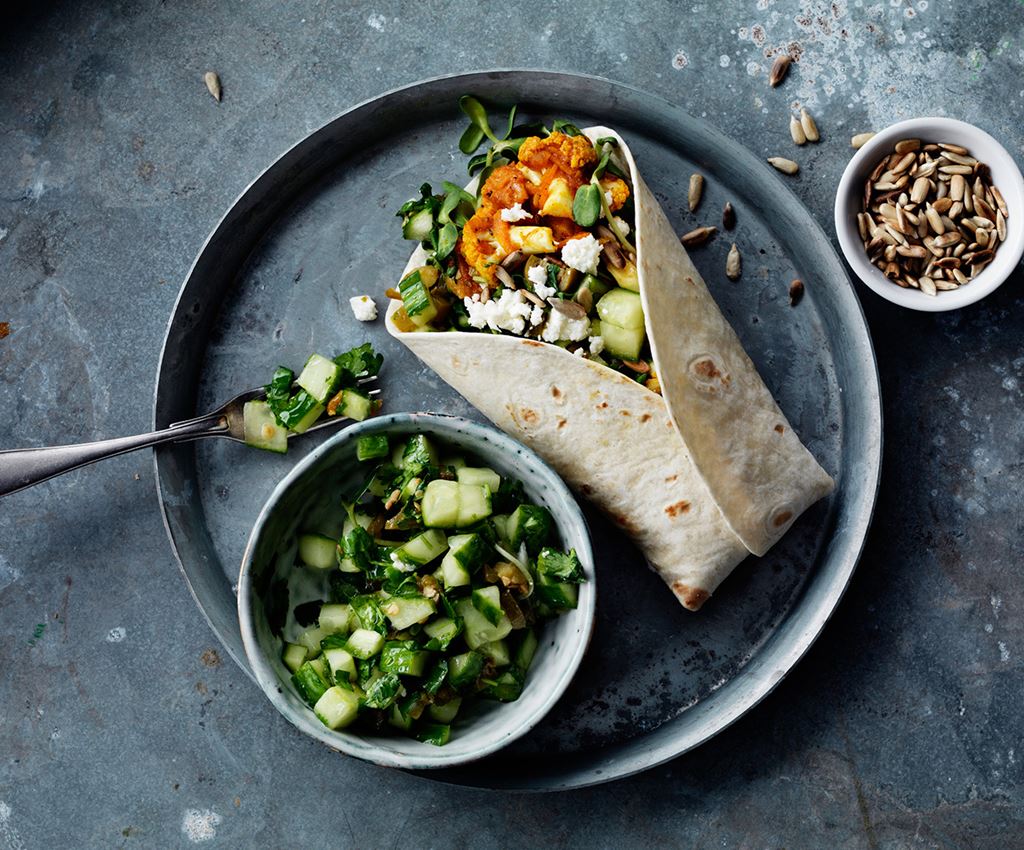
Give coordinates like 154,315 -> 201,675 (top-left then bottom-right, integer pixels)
517,133 -> 598,172
600,176 -> 630,212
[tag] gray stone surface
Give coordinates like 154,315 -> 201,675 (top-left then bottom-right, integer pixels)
0,0 -> 1021,846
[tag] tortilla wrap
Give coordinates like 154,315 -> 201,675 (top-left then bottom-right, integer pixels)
386,126 -> 833,610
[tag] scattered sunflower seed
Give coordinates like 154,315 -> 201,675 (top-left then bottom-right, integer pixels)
204,71 -> 222,102
680,226 -> 717,248
769,55 -> 791,87
789,114 -> 807,146
768,156 -> 799,175
851,132 -> 876,149
789,278 -> 804,306
894,138 -> 921,154
725,243 -> 741,280
688,173 -> 704,212
722,201 -> 736,230
799,108 -> 820,143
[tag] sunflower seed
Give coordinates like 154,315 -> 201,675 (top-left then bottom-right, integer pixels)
952,268 -> 969,284
991,186 -> 1008,217
548,298 -> 588,320
204,71 -> 222,102
870,159 -> 888,182
896,244 -> 927,258
501,250 -> 525,269
997,210 -> 1007,241
884,262 -> 901,278
976,228 -> 989,248
933,231 -> 962,249
939,142 -> 969,155
962,191 -> 974,214
925,205 -> 945,235
935,279 -> 960,290
884,223 -> 908,245
941,150 -> 978,167
494,266 -> 517,289
723,201 -> 736,230
884,244 -> 897,262
892,152 -> 916,174
857,212 -> 871,241
852,132 -> 876,149
688,173 -> 704,211
769,55 -> 791,87
916,160 -> 938,178
789,115 -> 807,145
940,164 -> 974,175
910,176 -> 930,205
768,157 -> 799,175
800,109 -> 820,142
947,201 -> 963,220
521,289 -> 545,307
974,195 -> 996,221
789,279 -> 804,306
949,174 -> 966,202
680,226 -> 717,247
918,276 -> 938,296
932,197 -> 953,214
725,243 -> 742,280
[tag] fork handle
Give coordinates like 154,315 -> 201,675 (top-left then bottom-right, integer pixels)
0,415 -> 224,497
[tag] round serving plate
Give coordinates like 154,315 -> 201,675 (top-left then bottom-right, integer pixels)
153,70 -> 881,790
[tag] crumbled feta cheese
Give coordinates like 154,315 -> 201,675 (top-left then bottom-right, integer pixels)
541,309 -> 591,343
530,305 -> 545,326
349,295 -> 378,321
589,335 -> 605,355
464,289 -> 533,335
526,264 -> 557,300
561,234 -> 603,274
500,202 -> 532,223
573,347 -> 587,357
604,190 -> 614,208
611,216 -> 630,236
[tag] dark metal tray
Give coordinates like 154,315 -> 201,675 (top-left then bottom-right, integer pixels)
153,70 -> 881,790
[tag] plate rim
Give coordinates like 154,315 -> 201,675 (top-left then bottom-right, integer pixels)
152,68 -> 883,790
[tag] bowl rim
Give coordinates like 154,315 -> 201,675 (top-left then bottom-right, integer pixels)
834,116 -> 1024,313
237,411 -> 597,769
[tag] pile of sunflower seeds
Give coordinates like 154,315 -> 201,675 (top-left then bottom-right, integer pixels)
859,139 -> 1008,295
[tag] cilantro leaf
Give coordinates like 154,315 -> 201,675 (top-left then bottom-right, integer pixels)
536,547 -> 585,584
333,343 -> 383,387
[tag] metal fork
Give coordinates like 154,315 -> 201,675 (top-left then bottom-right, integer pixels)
0,376 -> 380,497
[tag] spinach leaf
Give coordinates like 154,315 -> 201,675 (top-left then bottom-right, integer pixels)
572,183 -> 602,227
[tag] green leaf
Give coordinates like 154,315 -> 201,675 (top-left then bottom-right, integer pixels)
467,151 -> 490,176
536,547 -> 585,584
551,118 -> 584,137
264,366 -> 294,417
459,123 -> 486,155
572,183 -> 602,227
458,95 -> 498,142
435,222 -> 459,259
333,342 -> 383,384
363,672 -> 401,709
351,594 -> 387,634
502,104 -> 518,140
341,526 -> 376,573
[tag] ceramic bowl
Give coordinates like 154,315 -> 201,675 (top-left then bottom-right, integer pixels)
835,117 -> 1024,312
238,412 -> 596,769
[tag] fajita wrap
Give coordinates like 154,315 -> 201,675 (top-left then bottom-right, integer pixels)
385,121 -> 833,610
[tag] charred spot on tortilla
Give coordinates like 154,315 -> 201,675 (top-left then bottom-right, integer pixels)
556,417 -> 567,429
672,582 -> 710,611
619,410 -> 631,416
771,509 -> 793,528
774,424 -> 785,434
688,354 -> 731,392
520,407 -> 539,426
522,340 -> 544,348
665,474 -> 678,483
664,500 -> 691,517
580,484 -> 594,495
611,512 -> 637,534
596,401 -> 609,410
639,412 -> 652,423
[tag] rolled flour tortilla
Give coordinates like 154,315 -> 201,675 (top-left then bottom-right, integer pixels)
385,126 -> 833,610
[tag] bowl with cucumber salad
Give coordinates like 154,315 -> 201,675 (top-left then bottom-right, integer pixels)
238,412 -> 595,768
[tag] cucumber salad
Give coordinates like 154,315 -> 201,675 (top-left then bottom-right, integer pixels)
389,96 -> 660,393
243,343 -> 383,453
276,431 -> 586,744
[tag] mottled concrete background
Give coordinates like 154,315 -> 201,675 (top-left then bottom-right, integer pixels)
1,0 -> 1022,847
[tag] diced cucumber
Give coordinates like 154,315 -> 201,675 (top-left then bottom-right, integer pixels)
379,641 -> 432,676
282,642 -> 308,673
576,273 -> 612,306
607,260 -> 640,292
428,696 -> 462,724
456,597 -> 512,649
445,533 -> 490,571
243,400 -> 287,453
478,639 -> 511,667
394,529 -> 448,566
291,659 -> 330,705
535,568 -> 579,609
507,504 -> 552,555
398,268 -> 438,327
318,603 -> 352,635
440,551 -> 471,589
456,466 -> 501,493
297,626 -> 329,654
338,388 -> 372,422
351,595 -> 387,633
514,628 -> 539,673
441,455 -> 467,471
416,723 -> 451,746
422,617 -> 462,651
362,671 -> 401,709
388,703 -> 414,731
482,668 -> 524,702
288,398 -> 325,434
403,435 -> 439,472
345,628 -> 385,659
447,651 -> 484,689
492,514 -> 511,545
367,464 -> 397,497
596,287 -> 645,329
456,483 -> 492,527
323,647 -> 357,685
402,208 -> 435,242
600,322 -> 645,362
313,686 -> 360,729
296,354 -> 342,404
421,480 -> 460,528
471,585 -> 504,626
381,595 -> 436,630
298,533 -> 337,570
356,434 -> 390,462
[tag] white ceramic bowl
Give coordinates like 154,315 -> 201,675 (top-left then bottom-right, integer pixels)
835,117 -> 1024,312
238,413 -> 596,770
